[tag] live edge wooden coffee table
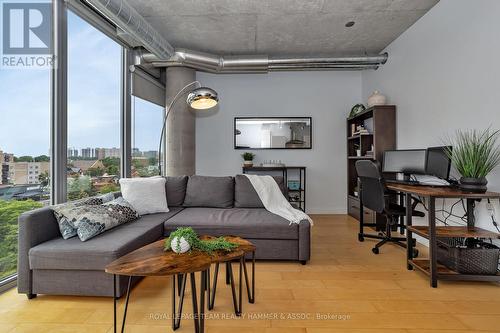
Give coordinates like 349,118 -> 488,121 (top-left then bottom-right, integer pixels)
105,236 -> 256,333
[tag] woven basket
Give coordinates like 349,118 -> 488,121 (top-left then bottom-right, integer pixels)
437,238 -> 500,275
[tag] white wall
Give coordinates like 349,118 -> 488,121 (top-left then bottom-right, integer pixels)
196,71 -> 362,213
362,0 -> 500,230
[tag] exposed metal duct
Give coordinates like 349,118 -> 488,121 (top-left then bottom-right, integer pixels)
83,0 -> 388,72
134,48 -> 388,73
84,0 -> 174,59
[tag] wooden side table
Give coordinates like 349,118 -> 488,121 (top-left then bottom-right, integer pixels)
105,240 -> 212,333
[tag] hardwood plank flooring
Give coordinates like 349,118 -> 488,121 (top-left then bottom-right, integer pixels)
1,214 -> 500,332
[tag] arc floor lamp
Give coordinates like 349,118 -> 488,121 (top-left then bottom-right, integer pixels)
158,81 -> 219,175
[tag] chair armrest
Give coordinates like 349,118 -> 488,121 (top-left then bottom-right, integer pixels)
17,207 -> 60,294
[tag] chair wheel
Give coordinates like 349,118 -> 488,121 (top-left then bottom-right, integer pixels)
358,234 -> 364,242
413,249 -> 419,257
372,247 -> 379,254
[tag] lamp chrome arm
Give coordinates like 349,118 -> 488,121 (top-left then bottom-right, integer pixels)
158,80 -> 201,175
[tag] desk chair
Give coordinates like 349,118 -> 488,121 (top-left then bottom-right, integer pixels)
355,160 -> 424,255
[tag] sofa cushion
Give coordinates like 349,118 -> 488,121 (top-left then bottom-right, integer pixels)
52,193 -> 115,239
166,176 -> 188,206
183,176 -> 234,208
75,197 -> 139,241
29,208 -> 183,271
164,207 -> 299,240
119,177 -> 169,215
234,175 -> 287,208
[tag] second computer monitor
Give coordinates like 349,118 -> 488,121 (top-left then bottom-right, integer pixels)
382,149 -> 427,175
426,146 -> 452,180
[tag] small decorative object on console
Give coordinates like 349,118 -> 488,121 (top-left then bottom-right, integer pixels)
288,180 -> 300,190
261,160 -> 285,167
170,236 -> 191,253
367,90 -> 387,107
241,152 -> 255,167
349,103 -> 366,118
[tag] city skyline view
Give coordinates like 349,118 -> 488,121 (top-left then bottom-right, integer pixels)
0,11 -> 163,157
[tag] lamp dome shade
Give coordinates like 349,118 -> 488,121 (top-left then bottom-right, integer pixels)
186,87 -> 219,110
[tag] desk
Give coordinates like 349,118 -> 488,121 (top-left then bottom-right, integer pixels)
386,183 -> 500,288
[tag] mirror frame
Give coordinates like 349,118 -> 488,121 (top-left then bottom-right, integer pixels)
234,116 -> 312,150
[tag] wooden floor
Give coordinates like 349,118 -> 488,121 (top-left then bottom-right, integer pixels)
1,215 -> 500,333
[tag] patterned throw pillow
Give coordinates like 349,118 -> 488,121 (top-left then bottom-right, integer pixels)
52,193 -> 115,239
75,197 -> 139,241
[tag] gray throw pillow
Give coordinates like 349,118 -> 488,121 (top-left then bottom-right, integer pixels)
166,176 -> 188,206
234,175 -> 287,208
75,196 -> 139,241
183,175 -> 234,208
52,193 -> 115,239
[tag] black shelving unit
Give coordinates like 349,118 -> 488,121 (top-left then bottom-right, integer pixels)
242,166 -> 306,212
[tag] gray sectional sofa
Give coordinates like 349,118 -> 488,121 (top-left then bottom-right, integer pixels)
18,175 -> 311,298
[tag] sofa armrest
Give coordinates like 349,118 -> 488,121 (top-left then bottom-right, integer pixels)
17,207 -> 60,294
298,220 -> 311,262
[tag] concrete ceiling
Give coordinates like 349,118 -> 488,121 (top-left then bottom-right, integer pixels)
128,0 -> 439,56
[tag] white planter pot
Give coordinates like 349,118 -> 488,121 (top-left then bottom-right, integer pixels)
243,160 -> 253,167
171,236 -> 191,253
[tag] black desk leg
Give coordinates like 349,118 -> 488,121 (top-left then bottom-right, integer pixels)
466,199 -> 476,231
399,193 -> 405,234
405,193 -> 413,270
428,197 -> 438,288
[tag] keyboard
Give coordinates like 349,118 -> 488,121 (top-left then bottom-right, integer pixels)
385,179 -> 422,186
386,179 -> 451,187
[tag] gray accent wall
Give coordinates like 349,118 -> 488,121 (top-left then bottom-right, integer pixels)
362,0 -> 500,231
195,71 -> 362,214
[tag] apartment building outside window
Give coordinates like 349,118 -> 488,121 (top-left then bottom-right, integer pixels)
67,11 -> 122,200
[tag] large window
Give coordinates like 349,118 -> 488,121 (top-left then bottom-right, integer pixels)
0,66 -> 51,282
131,96 -> 163,177
67,11 -> 122,200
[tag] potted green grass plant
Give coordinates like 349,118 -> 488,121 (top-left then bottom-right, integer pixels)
241,152 -> 255,167
446,128 -> 500,193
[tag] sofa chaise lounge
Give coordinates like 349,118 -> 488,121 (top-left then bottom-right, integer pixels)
18,175 -> 311,298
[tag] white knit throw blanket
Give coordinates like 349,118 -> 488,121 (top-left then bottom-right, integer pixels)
244,174 -> 313,225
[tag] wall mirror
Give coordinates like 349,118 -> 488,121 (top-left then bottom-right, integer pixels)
234,117 -> 312,149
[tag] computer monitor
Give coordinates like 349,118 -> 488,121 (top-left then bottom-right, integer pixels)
426,146 -> 452,180
382,149 -> 427,175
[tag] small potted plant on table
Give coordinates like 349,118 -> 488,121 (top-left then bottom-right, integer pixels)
241,152 -> 255,167
447,128 -> 500,193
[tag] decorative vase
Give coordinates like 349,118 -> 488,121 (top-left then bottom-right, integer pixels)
170,236 -> 191,253
367,91 -> 387,107
243,160 -> 253,167
459,177 -> 488,193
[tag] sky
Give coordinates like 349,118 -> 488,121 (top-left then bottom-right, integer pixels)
0,11 -> 163,157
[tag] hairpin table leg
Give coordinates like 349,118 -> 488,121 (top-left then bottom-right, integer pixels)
172,273 -> 187,330
242,251 -> 255,303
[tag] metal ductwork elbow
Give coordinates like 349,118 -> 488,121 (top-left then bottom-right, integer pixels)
84,0 -> 174,59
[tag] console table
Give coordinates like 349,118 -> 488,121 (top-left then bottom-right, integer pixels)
386,183 -> 500,288
242,166 -> 306,211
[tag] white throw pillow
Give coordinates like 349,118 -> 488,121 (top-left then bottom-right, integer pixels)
119,177 -> 169,215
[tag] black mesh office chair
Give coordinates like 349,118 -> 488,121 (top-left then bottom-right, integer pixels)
355,160 -> 424,255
